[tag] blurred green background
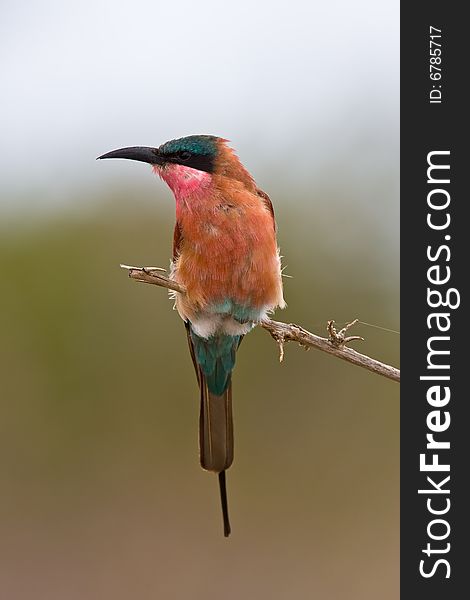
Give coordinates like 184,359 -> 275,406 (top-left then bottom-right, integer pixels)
1,1 -> 399,598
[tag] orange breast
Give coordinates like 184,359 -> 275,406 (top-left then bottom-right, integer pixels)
173,186 -> 284,313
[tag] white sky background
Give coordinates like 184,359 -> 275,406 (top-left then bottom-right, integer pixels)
0,0 -> 399,218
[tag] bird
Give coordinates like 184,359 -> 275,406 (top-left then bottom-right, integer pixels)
98,135 -> 285,537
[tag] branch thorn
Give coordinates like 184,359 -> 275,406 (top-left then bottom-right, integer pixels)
327,319 -> 364,348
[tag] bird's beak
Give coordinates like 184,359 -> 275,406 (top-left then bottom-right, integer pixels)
97,146 -> 164,165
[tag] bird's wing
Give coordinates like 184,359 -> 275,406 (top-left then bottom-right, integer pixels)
184,321 -> 200,385
172,220 -> 184,261
255,188 -> 276,231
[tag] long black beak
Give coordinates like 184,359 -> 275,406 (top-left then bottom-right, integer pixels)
97,146 -> 164,165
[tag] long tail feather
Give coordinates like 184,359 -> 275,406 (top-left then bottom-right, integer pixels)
186,323 -> 235,537
199,375 -> 234,473
218,471 -> 231,537
198,365 -> 234,537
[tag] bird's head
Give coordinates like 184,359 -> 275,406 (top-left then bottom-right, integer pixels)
98,135 -> 255,201
98,134 -> 218,171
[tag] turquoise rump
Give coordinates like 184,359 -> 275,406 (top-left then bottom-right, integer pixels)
190,331 -> 241,396
189,299 -> 262,394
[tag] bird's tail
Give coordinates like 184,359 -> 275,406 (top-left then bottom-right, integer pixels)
199,375 -> 233,537
186,326 -> 240,537
199,372 -> 234,473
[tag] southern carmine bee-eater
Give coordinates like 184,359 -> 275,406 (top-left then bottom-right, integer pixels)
98,136 -> 285,537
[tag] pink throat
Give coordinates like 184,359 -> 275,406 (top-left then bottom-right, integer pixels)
153,164 -> 212,207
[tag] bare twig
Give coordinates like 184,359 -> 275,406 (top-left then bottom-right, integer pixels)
260,320 -> 399,383
120,264 -> 400,384
120,264 -> 185,293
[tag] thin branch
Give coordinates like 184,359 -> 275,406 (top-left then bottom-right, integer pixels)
120,264 -> 400,384
260,319 -> 399,383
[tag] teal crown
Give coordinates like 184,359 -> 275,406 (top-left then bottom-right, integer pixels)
159,135 -> 219,158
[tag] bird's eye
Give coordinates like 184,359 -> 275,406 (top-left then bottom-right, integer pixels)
178,151 -> 192,161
